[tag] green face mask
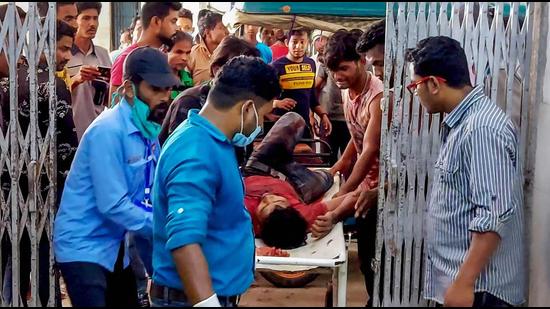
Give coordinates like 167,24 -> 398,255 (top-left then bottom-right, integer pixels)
129,84 -> 162,140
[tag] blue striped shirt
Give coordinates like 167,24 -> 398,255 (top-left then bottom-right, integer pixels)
424,85 -> 525,305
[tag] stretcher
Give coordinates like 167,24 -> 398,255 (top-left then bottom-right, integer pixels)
254,171 -> 349,307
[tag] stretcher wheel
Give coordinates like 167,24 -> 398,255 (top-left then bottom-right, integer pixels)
259,271 -> 319,288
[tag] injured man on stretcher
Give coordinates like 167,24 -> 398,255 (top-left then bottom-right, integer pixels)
244,112 -> 360,252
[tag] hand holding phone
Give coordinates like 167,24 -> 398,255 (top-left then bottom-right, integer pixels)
78,65 -> 101,81
95,66 -> 111,83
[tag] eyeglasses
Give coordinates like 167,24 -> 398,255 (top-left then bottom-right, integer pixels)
406,76 -> 447,95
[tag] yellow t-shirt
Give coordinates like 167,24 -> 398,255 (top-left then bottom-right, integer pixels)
56,67 -> 72,90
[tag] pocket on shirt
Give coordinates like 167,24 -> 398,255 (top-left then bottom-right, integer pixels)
435,159 -> 458,184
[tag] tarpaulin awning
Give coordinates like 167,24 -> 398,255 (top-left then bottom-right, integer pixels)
224,2 -> 384,32
224,2 -> 527,32
235,2 -> 387,17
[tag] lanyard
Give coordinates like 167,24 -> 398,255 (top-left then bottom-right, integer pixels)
136,139 -> 156,211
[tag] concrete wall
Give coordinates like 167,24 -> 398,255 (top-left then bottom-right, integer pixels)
94,2 -> 112,51
528,3 -> 550,307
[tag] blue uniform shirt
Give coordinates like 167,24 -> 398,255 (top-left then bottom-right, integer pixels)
152,109 -> 255,297
53,99 -> 158,271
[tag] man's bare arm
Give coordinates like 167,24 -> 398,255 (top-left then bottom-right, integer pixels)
330,140 -> 357,178
338,94 -> 382,194
315,75 -> 326,91
172,244 -> 215,305
457,232 -> 500,285
444,232 -> 501,307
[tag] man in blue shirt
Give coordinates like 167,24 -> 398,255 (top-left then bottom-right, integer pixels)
243,24 -> 273,64
53,47 -> 180,307
151,56 -> 281,307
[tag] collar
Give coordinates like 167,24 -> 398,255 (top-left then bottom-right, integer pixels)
71,41 -> 96,56
118,98 -> 141,136
187,109 -> 230,143
443,85 -> 485,129
197,37 -> 212,57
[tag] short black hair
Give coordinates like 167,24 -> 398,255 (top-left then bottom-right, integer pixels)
288,29 -> 310,39
210,35 -> 260,76
406,36 -> 471,88
128,74 -> 144,88
141,2 -> 182,30
178,8 -> 193,21
197,9 -> 210,20
168,31 -> 193,51
37,2 -> 49,17
0,4 -> 26,22
198,11 -> 223,38
356,19 -> 385,54
324,29 -> 362,71
350,28 -> 364,37
76,2 -> 102,15
261,207 -> 308,250
208,55 -> 281,110
259,26 -> 272,34
38,2 -> 75,18
129,15 -> 140,31
57,19 -> 77,42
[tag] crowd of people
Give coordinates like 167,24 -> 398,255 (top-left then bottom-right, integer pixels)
0,2 -> 524,308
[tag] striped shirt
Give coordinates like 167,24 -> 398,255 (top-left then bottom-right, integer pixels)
424,85 -> 525,305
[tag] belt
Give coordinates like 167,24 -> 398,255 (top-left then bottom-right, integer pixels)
150,282 -> 239,306
245,159 -> 287,180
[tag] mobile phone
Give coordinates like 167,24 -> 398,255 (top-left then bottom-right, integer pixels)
95,66 -> 111,83
97,66 -> 111,78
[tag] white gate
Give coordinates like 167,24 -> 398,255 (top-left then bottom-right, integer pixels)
374,2 -> 542,306
0,2 -> 58,307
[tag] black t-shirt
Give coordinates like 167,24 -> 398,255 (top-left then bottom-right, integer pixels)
0,63 -> 78,205
271,56 -> 319,127
159,83 -> 207,146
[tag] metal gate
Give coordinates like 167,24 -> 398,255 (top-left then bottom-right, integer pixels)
374,2 -> 543,306
110,2 -> 140,51
0,2 -> 58,307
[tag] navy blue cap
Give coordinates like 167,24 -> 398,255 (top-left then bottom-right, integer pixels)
123,46 -> 181,88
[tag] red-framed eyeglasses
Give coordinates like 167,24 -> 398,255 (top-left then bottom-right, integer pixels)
406,76 -> 447,94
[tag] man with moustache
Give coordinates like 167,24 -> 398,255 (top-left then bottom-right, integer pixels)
188,11 -> 229,85
54,47 -> 180,307
65,2 -> 112,140
110,2 -> 182,104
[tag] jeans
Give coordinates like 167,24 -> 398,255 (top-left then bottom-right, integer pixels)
150,296 -> 238,307
127,232 -> 153,294
322,120 -> 351,165
356,206 -> 383,307
57,243 -> 138,307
